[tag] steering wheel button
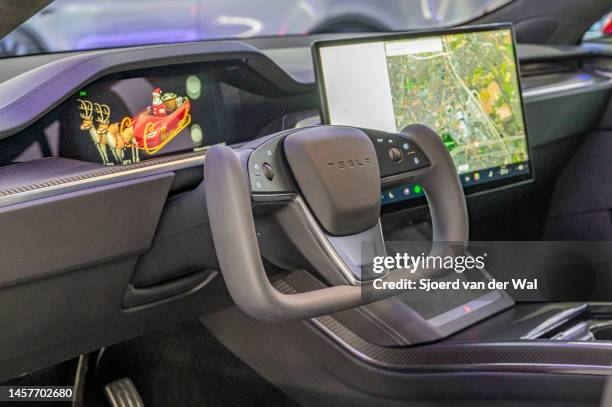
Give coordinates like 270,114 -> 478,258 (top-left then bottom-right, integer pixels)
262,163 -> 274,180
388,146 -> 403,162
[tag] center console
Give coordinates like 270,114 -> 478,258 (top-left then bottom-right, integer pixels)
522,304 -> 612,341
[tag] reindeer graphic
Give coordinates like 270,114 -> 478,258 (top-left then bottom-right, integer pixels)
93,102 -> 123,164
103,114 -> 140,164
78,99 -> 110,165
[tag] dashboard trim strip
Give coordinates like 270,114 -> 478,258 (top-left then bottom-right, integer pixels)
0,152 -> 206,208
522,77 -> 612,101
310,317 -> 612,375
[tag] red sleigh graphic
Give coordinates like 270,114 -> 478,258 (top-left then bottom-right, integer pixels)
123,98 -> 192,155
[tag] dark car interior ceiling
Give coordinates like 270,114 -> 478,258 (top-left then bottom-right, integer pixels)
0,0 -> 611,406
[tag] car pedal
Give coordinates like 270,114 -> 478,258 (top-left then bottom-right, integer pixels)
104,378 -> 144,407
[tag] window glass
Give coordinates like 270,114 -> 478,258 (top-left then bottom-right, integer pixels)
1,0 -> 513,57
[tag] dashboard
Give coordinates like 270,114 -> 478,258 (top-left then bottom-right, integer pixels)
0,31 -> 608,213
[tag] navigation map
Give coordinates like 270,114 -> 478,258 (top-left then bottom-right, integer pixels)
384,30 -> 528,174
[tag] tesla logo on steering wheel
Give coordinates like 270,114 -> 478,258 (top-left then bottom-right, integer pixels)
327,157 -> 372,171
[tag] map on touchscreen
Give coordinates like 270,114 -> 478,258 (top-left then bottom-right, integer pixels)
316,26 -> 531,197
384,30 -> 527,173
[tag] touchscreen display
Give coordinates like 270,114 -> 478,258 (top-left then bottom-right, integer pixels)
313,26 -> 531,206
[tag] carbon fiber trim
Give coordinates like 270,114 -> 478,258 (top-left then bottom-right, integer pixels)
0,151 -> 206,207
275,279 -> 612,375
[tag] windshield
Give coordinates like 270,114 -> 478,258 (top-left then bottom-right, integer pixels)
0,0 -> 513,57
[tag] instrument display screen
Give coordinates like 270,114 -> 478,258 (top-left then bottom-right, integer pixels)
69,70 -> 218,165
57,63 -> 281,166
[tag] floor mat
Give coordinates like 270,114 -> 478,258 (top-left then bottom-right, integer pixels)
93,320 -> 300,407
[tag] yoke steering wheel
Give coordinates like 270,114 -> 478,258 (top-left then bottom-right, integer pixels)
204,125 -> 468,322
